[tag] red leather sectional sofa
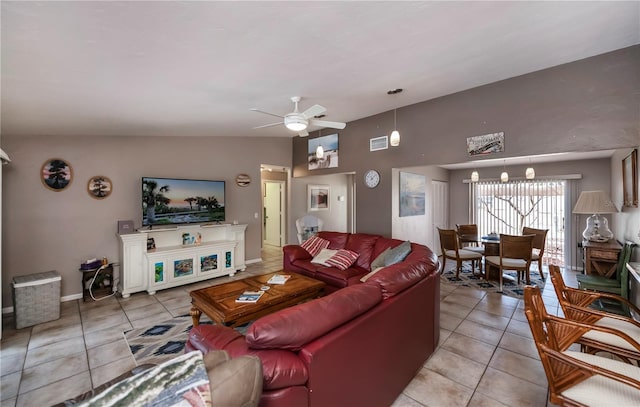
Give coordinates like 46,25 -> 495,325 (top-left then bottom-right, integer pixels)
187,232 -> 440,407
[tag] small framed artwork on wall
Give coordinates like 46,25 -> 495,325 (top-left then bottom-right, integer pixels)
87,175 -> 112,199
308,184 -> 330,211
622,149 -> 638,208
41,158 -> 73,191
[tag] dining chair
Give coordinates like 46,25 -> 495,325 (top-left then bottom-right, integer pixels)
576,241 -> 636,298
455,224 -> 479,247
522,226 -> 548,275
438,228 -> 483,278
524,285 -> 640,406
485,234 -> 534,291
548,264 -> 640,363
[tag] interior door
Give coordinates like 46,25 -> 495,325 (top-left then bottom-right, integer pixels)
264,181 -> 283,246
432,180 -> 448,256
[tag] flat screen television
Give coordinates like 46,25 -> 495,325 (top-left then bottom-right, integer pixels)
142,177 -> 225,226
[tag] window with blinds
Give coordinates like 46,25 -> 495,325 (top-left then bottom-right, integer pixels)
471,179 -> 566,266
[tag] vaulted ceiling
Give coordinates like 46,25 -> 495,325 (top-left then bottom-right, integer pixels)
2,1 -> 638,138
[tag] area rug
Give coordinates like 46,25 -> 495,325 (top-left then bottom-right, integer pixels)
124,315 -> 250,366
440,262 -> 546,299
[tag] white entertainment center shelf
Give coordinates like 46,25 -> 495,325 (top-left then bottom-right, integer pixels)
118,223 -> 247,297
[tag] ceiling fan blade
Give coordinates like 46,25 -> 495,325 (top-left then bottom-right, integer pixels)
309,119 -> 346,130
250,108 -> 285,119
252,122 -> 283,129
301,104 -> 326,119
298,129 -> 309,137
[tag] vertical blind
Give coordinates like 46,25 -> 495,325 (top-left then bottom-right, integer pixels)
471,179 -> 566,267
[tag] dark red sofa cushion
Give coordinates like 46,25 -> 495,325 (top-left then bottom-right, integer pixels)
316,231 -> 348,249
344,233 -> 380,270
246,284 -> 382,351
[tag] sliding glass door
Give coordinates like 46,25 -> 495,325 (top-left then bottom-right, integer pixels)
471,179 -> 566,266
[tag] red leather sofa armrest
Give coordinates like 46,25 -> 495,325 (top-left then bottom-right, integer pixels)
283,245 -> 312,263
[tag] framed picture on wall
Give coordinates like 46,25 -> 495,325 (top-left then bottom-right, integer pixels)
623,149 -> 638,208
41,158 -> 73,191
399,172 -> 425,217
308,184 -> 330,211
87,175 -> 112,199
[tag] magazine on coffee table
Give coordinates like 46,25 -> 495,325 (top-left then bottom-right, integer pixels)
267,274 -> 291,285
235,290 -> 264,303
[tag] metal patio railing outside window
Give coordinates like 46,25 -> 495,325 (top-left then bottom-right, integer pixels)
471,179 -> 566,267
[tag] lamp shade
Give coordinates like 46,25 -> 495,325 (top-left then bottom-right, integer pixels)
500,171 -> 508,182
572,190 -> 617,242
572,191 -> 618,214
470,170 -> 479,182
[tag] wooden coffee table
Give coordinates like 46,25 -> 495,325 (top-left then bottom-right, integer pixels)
189,272 -> 325,327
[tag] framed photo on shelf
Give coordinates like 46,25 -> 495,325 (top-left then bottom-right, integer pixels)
622,149 -> 638,208
308,184 -> 330,211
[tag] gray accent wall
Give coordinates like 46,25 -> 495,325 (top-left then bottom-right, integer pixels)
1,135 -> 291,307
292,46 -> 640,237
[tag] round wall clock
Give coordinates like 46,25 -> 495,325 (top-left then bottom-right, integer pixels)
364,169 -> 380,188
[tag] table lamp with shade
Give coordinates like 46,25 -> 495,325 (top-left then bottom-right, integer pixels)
572,190 -> 618,242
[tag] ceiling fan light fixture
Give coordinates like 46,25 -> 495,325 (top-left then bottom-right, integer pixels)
284,115 -> 308,131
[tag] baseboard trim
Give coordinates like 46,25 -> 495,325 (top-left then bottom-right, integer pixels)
2,293 -> 84,315
245,257 -> 262,265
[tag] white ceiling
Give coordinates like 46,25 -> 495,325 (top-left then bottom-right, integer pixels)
1,1 -> 639,138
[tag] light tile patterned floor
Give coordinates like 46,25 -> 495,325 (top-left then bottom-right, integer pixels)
1,245 -> 572,406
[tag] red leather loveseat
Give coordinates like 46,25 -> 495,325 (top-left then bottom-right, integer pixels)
283,231 -> 428,294
187,233 -> 440,407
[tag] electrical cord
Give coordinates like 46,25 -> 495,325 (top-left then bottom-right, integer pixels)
89,264 -> 116,301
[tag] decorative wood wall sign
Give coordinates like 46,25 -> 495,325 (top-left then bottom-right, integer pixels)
88,175 -> 113,199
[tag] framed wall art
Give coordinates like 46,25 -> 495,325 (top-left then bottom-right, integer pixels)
41,158 -> 73,191
622,149 -> 638,208
399,172 -> 425,217
88,175 -> 112,199
308,133 -> 339,170
467,131 -> 505,156
308,184 -> 330,211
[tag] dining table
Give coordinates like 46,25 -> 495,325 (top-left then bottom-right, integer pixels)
457,234 -> 502,279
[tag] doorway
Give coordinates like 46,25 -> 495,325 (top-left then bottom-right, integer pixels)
263,180 -> 285,247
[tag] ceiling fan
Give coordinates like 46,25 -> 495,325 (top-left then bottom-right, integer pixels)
251,96 -> 346,137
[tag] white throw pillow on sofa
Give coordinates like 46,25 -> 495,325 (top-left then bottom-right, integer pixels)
311,249 -> 338,266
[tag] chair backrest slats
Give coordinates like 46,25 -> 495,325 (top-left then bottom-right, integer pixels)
438,228 -> 459,252
500,234 -> 534,260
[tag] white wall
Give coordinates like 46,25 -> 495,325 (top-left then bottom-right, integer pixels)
391,165 -> 450,249
289,173 -> 351,243
611,146 -> 640,261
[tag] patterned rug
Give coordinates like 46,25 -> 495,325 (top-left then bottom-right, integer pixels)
124,315 -> 250,366
440,262 -> 546,299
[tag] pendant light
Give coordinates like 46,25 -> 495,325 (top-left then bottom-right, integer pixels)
470,170 -> 479,182
525,158 -> 535,179
387,88 -> 403,147
500,160 -> 508,183
315,130 -> 324,159
390,109 -> 400,147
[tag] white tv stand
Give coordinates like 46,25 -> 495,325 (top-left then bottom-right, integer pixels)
118,223 -> 247,297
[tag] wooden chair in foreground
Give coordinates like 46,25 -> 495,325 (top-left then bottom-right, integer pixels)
485,234 -> 534,291
524,286 -> 640,406
522,226 -> 548,275
438,228 -> 483,278
548,264 -> 640,363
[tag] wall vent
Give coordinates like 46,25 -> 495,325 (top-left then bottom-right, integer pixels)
370,136 -> 389,151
